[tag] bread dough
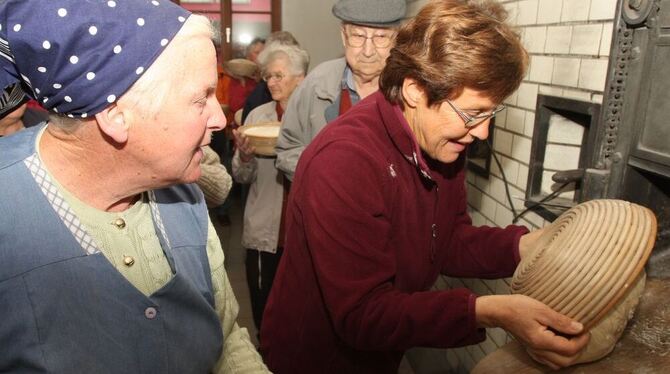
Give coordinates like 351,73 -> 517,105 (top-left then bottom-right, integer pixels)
243,125 -> 280,138
574,272 -> 646,364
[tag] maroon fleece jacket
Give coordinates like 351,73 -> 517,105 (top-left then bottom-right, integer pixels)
261,91 -> 527,374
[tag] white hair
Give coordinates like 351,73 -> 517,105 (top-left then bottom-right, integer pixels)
121,14 -> 218,118
258,44 -> 310,77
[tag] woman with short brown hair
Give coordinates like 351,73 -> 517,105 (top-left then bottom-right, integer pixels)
261,1 -> 589,372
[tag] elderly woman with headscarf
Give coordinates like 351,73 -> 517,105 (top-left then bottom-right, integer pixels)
0,1 -> 268,372
231,44 -> 309,338
260,1 -> 590,373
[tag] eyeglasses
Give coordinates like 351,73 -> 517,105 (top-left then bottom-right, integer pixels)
344,29 -> 394,48
445,99 -> 506,128
262,72 -> 285,83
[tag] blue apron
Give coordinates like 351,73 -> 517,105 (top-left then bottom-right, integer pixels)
0,126 -> 223,373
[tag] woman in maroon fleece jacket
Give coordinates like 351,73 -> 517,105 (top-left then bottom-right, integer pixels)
261,1 -> 590,372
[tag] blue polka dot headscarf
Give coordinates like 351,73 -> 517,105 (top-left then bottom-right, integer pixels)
0,0 -> 191,118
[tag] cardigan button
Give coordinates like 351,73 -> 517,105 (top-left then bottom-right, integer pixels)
145,307 -> 158,319
113,218 -> 126,229
123,255 -> 135,267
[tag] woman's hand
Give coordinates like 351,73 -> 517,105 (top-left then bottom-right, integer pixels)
232,128 -> 255,163
476,294 -> 590,370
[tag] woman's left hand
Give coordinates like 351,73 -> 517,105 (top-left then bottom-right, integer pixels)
232,129 -> 255,162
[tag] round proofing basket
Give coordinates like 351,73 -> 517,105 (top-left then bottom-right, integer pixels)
240,121 -> 281,156
510,199 -> 657,330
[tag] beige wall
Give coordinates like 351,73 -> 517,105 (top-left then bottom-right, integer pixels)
281,0 -> 343,71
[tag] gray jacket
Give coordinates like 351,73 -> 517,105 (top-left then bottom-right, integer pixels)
232,101 -> 284,253
275,57 -> 347,180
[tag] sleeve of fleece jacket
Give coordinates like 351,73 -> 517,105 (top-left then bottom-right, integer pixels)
295,140 -> 489,351
440,160 -> 528,279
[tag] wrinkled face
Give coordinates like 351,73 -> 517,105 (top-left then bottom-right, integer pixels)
407,87 -> 497,164
128,34 -> 225,185
341,24 -> 395,81
264,56 -> 304,105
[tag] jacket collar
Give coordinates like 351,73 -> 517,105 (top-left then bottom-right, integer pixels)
376,92 -> 435,182
314,58 -> 348,102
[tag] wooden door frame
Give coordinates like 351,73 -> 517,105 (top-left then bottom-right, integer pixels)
220,0 -> 281,61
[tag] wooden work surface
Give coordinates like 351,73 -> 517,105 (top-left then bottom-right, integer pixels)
472,278 -> 670,373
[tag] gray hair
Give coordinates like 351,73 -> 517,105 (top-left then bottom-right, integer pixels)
265,31 -> 299,47
258,44 -> 310,77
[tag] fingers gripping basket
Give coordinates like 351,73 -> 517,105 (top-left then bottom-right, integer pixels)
240,121 -> 281,156
510,199 -> 657,330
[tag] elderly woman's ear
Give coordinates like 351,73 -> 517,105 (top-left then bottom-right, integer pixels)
94,104 -> 130,144
401,78 -> 423,108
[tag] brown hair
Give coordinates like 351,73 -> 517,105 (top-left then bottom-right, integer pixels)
379,0 -> 528,107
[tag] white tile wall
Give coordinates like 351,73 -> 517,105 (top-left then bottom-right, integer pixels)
517,163 -> 530,190
548,113 -> 585,145
570,24 -> 604,55
467,185 -> 483,210
491,155 -> 520,184
579,58 -> 609,91
505,107 -> 526,134
480,193 -> 497,221
503,2 -> 519,24
592,93 -> 604,104
510,185 -> 527,212
589,0 -> 617,20
529,55 -> 554,84
522,26 -> 547,53
493,128 -> 514,156
600,22 -> 614,56
562,88 -> 592,101
516,83 -> 539,110
524,112 -> 536,137
538,84 -> 563,97
504,89 -> 519,106
552,57 -> 581,87
495,109 -> 508,129
545,25 -> 572,54
495,202 -> 515,226
561,0 -> 591,22
511,135 -> 532,164
537,0 -> 562,24
544,143 -> 582,170
475,175 -> 491,193
517,0 -> 539,25
489,176 -> 509,205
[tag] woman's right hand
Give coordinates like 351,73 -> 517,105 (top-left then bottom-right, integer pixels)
233,128 -> 255,163
475,294 -> 590,370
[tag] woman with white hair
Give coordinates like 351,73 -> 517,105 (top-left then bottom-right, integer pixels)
232,44 -> 309,338
0,1 -> 267,371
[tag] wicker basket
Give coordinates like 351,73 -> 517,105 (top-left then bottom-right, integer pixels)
240,121 -> 281,156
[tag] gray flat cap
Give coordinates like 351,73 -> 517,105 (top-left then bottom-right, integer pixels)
332,0 -> 407,28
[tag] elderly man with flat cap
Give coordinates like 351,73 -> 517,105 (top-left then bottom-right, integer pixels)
0,1 -> 268,372
274,0 -> 406,180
